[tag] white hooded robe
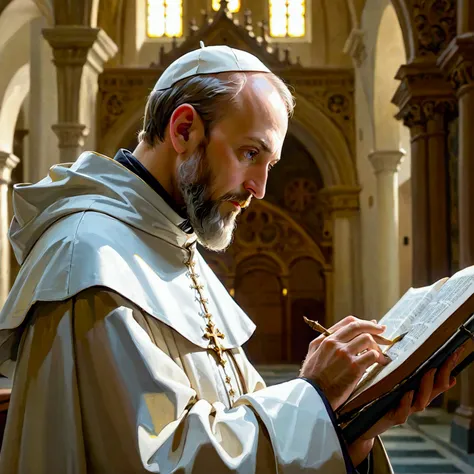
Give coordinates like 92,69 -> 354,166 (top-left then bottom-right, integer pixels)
0,152 -> 391,473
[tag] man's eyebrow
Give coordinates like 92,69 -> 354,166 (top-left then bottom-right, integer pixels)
245,136 -> 273,154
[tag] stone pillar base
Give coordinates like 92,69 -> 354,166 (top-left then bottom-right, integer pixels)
451,414 -> 474,454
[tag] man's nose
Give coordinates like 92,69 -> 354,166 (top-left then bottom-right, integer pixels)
243,166 -> 268,200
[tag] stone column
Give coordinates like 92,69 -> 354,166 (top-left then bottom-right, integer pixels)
439,16 -> 474,455
42,26 -> 117,163
393,65 -> 455,286
319,186 -> 361,324
0,152 -> 19,308
322,266 -> 334,326
27,17 -> 59,183
369,150 -> 405,315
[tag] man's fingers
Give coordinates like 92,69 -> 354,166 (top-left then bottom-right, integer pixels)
389,391 -> 414,425
347,334 -> 389,363
433,348 -> 463,393
372,334 -> 399,345
331,319 -> 387,343
412,369 -> 436,411
328,315 -> 361,333
357,349 -> 387,372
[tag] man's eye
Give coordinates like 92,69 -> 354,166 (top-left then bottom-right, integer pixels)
243,149 -> 259,161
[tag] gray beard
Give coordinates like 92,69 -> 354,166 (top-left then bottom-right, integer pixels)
177,144 -> 238,252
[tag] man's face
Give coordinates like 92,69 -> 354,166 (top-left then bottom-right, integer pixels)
177,75 -> 288,252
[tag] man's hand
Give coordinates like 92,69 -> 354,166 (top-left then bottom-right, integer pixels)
300,315 -> 393,410
347,348 -> 463,467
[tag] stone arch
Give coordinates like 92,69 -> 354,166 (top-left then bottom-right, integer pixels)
32,0 -> 54,24
90,0 -> 100,27
232,200 -> 327,268
234,249 -> 288,276
234,254 -> 285,364
0,0 -> 42,53
224,201 -> 330,363
0,64 -> 30,153
373,3 -> 406,152
289,120 -> 343,188
291,94 -> 357,186
388,0 -> 415,61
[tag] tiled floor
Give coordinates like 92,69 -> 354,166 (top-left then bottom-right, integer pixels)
382,425 -> 474,474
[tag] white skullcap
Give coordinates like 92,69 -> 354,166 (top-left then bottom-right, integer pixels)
153,42 -> 271,91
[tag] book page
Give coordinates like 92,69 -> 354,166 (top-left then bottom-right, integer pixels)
349,266 -> 474,401
352,279 -> 447,391
378,279 -> 447,339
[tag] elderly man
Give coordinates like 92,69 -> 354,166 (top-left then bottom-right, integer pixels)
0,44 -> 458,473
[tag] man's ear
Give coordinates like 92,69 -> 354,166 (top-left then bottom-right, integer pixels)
169,104 -> 204,155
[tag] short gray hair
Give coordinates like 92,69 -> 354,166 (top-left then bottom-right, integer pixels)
138,72 -> 295,146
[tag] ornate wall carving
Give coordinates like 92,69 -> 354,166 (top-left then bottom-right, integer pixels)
390,0 -> 457,61
393,63 -> 457,131
201,199 -> 328,279
413,0 -> 456,57
97,5 -> 356,158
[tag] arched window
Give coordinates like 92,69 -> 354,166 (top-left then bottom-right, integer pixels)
147,0 -> 183,38
212,0 -> 240,13
269,0 -> 305,38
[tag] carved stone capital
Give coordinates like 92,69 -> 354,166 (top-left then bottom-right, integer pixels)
51,123 -> 89,149
392,63 -> 457,129
396,97 -> 456,130
343,29 -> 367,68
0,151 -> 20,185
438,33 -> 474,95
319,186 -> 361,217
369,150 -> 405,175
43,26 -> 117,135
43,26 -> 118,74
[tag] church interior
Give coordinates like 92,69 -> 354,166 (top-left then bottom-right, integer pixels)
0,0 -> 474,471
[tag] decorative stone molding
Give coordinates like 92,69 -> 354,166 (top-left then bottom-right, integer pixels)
369,150 -> 405,174
51,123 -> 89,149
343,29 -> 367,68
283,71 -> 355,150
319,186 -> 361,217
43,27 -> 117,74
199,199 -> 328,280
392,62 -> 457,130
43,26 -> 117,162
438,33 -> 474,96
396,97 -> 456,129
0,151 -> 20,185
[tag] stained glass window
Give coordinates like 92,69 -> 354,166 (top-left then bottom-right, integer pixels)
147,0 -> 183,38
269,0 -> 305,38
212,0 -> 240,13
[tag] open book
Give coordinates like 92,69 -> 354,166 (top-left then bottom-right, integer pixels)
338,265 -> 474,444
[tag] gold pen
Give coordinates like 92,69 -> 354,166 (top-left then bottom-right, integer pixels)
303,316 -> 332,336
303,316 -> 406,346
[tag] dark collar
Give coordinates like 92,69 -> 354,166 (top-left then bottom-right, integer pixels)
114,148 -> 193,234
